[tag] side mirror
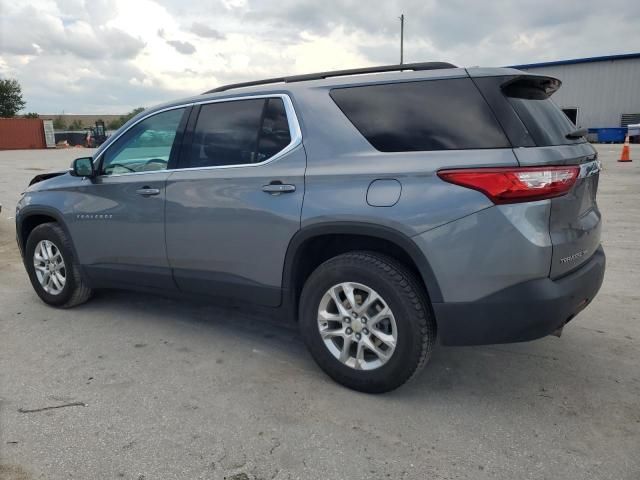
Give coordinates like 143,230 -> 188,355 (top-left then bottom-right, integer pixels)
70,157 -> 95,177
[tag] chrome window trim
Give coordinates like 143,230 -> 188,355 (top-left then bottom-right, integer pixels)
95,93 -> 302,178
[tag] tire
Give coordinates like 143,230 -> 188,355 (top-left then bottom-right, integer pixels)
299,251 -> 436,393
24,222 -> 92,308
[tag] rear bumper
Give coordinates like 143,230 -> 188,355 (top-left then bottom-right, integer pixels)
433,246 -> 605,346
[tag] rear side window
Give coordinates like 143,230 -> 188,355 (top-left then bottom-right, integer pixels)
258,98 -> 292,160
506,97 -> 585,146
330,78 -> 510,152
182,97 -> 291,168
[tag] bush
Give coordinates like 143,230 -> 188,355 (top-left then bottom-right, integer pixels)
52,116 -> 67,130
107,107 -> 145,130
68,119 -> 84,130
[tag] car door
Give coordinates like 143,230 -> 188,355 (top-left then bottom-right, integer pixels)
165,95 -> 305,306
70,106 -> 189,290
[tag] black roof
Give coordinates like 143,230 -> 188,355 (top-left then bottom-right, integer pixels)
204,61 -> 457,94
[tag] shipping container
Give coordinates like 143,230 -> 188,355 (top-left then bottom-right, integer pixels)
0,118 -> 46,150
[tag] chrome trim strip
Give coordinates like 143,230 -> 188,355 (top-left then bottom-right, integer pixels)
96,167 -> 171,177
95,94 -> 303,178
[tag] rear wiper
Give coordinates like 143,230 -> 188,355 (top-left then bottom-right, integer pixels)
566,128 -> 587,139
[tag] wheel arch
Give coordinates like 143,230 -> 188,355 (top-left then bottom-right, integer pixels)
281,222 -> 443,318
17,207 -> 77,260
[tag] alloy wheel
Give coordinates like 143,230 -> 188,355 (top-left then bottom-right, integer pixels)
33,239 -> 66,295
317,282 -> 398,370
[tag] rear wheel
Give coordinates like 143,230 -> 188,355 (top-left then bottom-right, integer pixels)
25,223 -> 92,308
299,251 -> 435,393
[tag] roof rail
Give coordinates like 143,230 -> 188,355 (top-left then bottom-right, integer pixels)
204,61 -> 457,94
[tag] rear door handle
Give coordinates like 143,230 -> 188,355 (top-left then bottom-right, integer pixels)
136,187 -> 160,196
262,184 -> 296,194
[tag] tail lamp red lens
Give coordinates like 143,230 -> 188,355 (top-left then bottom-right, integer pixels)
437,166 -> 580,204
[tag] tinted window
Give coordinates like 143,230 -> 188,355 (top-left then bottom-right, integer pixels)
330,78 -> 510,152
472,75 -> 536,147
183,97 -> 291,168
101,108 -> 185,175
258,98 -> 292,161
507,97 -> 585,146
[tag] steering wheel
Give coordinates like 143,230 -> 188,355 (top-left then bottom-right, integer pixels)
144,158 -> 168,168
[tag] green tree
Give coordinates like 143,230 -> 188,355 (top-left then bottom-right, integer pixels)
23,112 -> 39,118
53,116 -> 67,130
126,107 -> 145,120
69,119 -> 84,130
107,107 -> 145,130
0,78 -> 26,117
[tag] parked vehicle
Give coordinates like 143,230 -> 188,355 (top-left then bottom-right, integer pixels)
16,62 -> 605,392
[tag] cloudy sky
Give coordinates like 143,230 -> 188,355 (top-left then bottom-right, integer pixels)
1,0 -> 638,114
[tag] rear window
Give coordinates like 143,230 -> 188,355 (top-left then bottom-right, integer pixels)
329,78 -> 510,152
503,78 -> 586,146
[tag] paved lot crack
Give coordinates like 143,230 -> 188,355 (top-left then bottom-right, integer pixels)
18,402 -> 87,413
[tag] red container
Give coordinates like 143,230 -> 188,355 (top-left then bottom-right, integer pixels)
0,118 -> 46,150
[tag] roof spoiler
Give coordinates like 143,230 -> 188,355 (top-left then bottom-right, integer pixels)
204,61 -> 457,94
501,75 -> 562,99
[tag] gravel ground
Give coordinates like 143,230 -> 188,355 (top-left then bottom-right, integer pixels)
0,145 -> 638,480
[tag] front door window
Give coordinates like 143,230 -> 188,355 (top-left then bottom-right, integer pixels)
100,108 -> 185,175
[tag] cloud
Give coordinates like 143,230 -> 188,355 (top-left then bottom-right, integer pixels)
190,22 -> 225,39
158,27 -> 197,54
0,0 -> 638,113
166,40 -> 196,54
5,53 -> 188,114
0,4 -> 145,60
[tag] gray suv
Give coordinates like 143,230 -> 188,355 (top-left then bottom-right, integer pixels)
16,62 -> 605,392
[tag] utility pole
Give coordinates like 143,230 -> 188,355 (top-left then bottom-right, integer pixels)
399,14 -> 405,64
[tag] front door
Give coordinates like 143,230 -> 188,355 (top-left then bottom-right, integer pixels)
165,96 -> 305,306
70,107 -> 188,290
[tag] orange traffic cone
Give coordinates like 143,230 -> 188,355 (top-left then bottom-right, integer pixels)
619,134 -> 632,162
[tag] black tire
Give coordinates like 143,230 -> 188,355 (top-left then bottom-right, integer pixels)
24,222 -> 92,308
299,251 -> 436,393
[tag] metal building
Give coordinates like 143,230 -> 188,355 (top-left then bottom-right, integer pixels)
509,53 -> 640,129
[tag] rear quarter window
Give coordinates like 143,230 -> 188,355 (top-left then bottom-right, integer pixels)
506,97 -> 586,147
329,78 -> 510,152
500,75 -> 586,147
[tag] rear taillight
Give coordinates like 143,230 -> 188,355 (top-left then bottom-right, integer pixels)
437,166 -> 580,204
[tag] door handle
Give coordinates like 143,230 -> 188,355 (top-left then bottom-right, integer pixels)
262,183 -> 296,194
136,187 -> 160,196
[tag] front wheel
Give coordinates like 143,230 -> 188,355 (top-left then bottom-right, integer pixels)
299,252 -> 436,393
24,223 -> 92,308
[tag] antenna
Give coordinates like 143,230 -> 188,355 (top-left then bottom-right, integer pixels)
399,14 -> 405,64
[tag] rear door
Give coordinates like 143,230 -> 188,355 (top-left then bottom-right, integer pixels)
478,75 -> 602,277
165,95 -> 305,306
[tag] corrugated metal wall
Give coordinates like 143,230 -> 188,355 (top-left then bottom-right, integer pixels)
0,118 -> 46,150
519,58 -> 640,128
